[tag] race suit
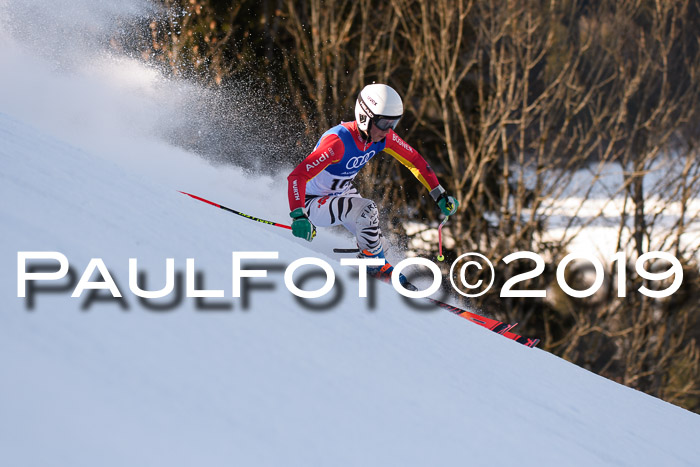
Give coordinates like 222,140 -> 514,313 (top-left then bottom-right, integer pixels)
287,121 -> 443,254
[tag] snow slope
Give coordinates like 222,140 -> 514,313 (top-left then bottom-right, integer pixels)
2,2 -> 700,466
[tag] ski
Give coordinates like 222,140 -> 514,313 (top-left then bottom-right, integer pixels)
426,298 -> 540,348
335,249 -> 542,348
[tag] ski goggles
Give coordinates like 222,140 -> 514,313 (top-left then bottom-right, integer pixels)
373,116 -> 401,131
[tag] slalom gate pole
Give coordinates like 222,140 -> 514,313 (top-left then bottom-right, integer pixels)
179,191 -> 292,231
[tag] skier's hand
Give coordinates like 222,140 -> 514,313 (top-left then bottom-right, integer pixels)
437,193 -> 459,216
290,208 -> 316,241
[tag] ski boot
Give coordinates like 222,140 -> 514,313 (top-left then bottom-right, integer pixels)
358,248 -> 418,291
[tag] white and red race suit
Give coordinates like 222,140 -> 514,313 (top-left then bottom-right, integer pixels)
287,120 -> 444,254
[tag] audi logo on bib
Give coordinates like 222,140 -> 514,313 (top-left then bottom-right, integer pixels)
346,151 -> 375,170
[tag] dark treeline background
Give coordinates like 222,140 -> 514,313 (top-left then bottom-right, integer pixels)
116,0 -> 700,412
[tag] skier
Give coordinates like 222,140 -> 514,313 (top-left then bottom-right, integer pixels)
287,83 -> 459,286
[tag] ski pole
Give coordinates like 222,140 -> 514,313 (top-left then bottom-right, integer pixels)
334,218 -> 450,258
179,191 -> 292,231
437,215 -> 449,262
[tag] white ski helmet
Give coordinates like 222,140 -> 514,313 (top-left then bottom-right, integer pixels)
355,83 -> 403,132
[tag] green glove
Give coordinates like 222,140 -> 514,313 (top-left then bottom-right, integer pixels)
290,208 -> 316,241
437,193 -> 459,216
